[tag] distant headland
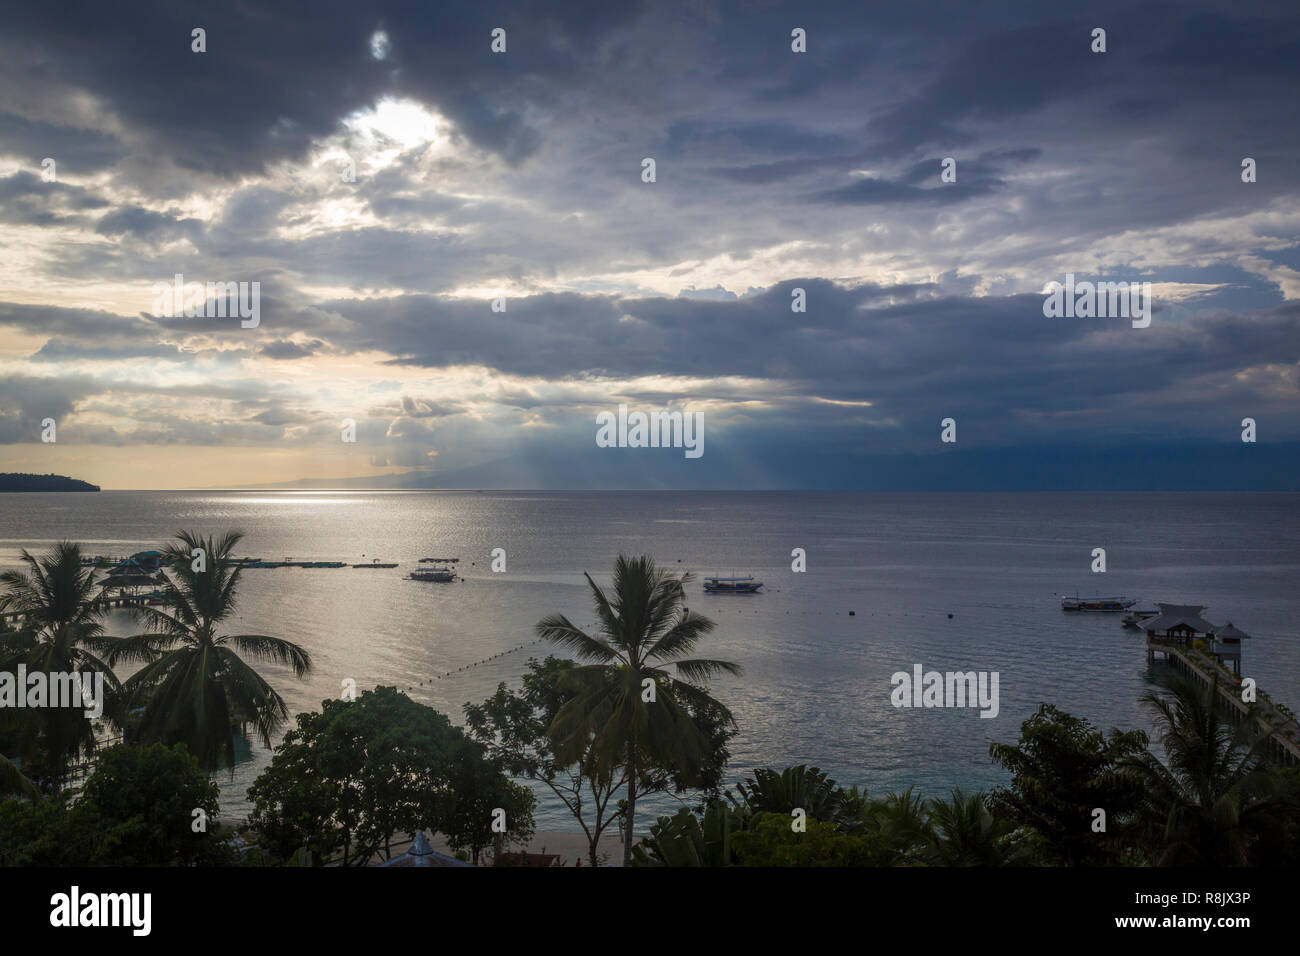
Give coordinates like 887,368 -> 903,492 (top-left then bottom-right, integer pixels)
0,473 -> 100,492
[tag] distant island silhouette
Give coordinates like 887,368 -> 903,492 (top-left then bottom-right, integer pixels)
0,473 -> 100,492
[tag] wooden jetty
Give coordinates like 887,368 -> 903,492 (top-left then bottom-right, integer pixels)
1142,603 -> 1300,767
1,591 -> 163,624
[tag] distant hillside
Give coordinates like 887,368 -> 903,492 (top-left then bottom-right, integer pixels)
0,473 -> 100,492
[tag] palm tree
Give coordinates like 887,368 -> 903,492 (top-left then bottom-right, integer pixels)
923,789 -> 1017,866
727,765 -> 846,824
106,531 -> 311,772
0,752 -> 38,799
857,788 -> 930,864
537,554 -> 741,865
1126,674 -> 1282,865
0,542 -> 121,789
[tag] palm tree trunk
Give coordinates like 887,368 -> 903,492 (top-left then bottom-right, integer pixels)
623,760 -> 637,866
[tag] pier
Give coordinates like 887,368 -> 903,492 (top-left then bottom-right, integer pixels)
1,592 -> 162,624
1143,603 -> 1300,767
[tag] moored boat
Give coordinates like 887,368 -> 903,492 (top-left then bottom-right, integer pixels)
704,575 -> 763,594
410,567 -> 456,582
1121,609 -> 1159,627
1062,595 -> 1137,611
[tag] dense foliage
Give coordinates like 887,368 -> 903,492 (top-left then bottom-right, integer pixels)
248,686 -> 533,865
0,743 -> 232,866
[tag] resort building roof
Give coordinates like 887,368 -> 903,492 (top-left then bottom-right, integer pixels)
1142,603 -> 1216,635
376,830 -> 473,868
1214,622 -> 1251,640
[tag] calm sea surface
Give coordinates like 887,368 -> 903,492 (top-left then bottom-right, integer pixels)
1,491 -> 1297,830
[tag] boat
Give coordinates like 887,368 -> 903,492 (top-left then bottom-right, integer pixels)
703,575 -> 763,594
1061,596 -> 1137,611
1121,609 -> 1159,627
353,559 -> 398,568
419,557 -> 460,563
410,567 -> 456,582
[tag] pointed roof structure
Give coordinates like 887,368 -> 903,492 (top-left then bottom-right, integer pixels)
1214,621 -> 1251,640
377,830 -> 474,867
1141,603 -> 1216,635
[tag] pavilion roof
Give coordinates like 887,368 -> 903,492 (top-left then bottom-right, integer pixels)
377,830 -> 474,868
1142,603 -> 1216,634
1214,621 -> 1251,640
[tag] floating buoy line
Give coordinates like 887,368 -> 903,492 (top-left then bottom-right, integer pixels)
424,638 -> 546,682
415,622 -> 602,685
404,606 -> 957,691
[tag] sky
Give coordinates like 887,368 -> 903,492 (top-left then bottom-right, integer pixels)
1,0 -> 1298,490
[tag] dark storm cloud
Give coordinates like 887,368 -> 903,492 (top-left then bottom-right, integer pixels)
0,113 -> 126,174
2,1 -> 1299,484
311,279 -> 1300,444
95,206 -> 205,243
0,302 -> 150,339
259,339 -> 324,360
0,373 -> 102,444
0,0 -> 645,181
0,171 -> 110,227
811,175 -> 995,206
30,338 -> 244,364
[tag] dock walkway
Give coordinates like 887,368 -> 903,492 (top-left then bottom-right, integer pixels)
1148,637 -> 1300,767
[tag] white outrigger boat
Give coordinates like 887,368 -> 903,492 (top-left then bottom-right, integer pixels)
703,575 -> 763,594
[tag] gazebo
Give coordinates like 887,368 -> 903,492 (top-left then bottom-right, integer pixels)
1211,621 -> 1251,675
377,830 -> 474,868
1142,603 -> 1216,644
99,551 -> 165,590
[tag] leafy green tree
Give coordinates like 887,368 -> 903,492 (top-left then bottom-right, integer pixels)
0,793 -> 105,866
466,655 -> 734,866
0,753 -> 36,800
106,530 -> 311,771
989,703 -> 1149,865
0,743 -> 232,866
249,686 -> 521,866
632,800 -> 742,866
466,657 -> 622,867
78,742 -> 230,865
536,555 -> 740,865
442,737 -> 536,864
727,765 -> 845,824
1125,674 -> 1288,865
1245,766 -> 1300,865
730,814 -> 877,866
0,541 -> 121,789
851,788 -> 930,865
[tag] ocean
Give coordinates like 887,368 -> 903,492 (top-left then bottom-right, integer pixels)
2,490 -> 1297,830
